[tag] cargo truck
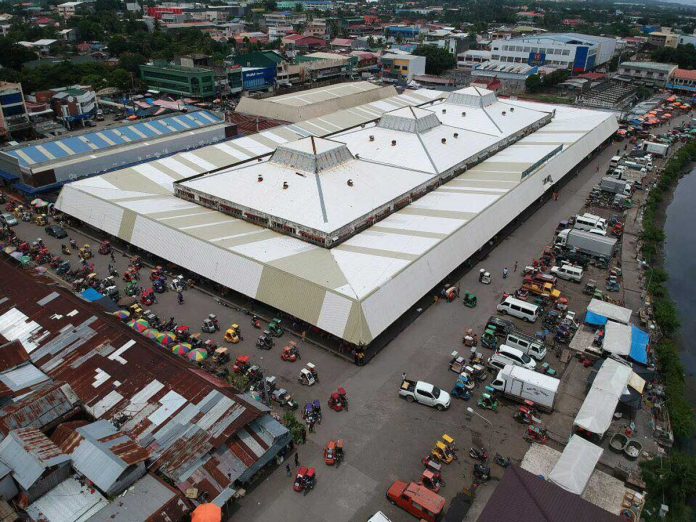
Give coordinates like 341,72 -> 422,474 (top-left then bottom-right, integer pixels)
555,228 -> 617,258
642,141 -> 669,157
599,177 -> 632,196
489,364 -> 560,412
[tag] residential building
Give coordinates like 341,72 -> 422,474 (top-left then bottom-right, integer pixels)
667,68 -> 696,93
140,63 -> 216,98
490,33 -> 617,73
385,25 -> 420,39
56,1 -> 93,19
262,11 -> 306,30
232,51 -> 286,75
57,28 -> 77,41
0,82 -> 31,139
679,34 -> 696,47
305,19 -> 327,37
179,53 -> 212,68
617,61 -> 677,87
282,34 -> 326,50
18,39 -> 58,54
380,53 -> 426,82
647,31 -> 678,48
331,37 -> 354,49
48,86 -> 97,127
276,0 -> 334,10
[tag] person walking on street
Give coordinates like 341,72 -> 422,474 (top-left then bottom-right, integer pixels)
177,291 -> 184,305
110,251 -> 115,262
294,453 -> 299,467
401,372 -> 407,381
513,261 -> 518,272
503,267 -> 509,279
286,464 -> 291,476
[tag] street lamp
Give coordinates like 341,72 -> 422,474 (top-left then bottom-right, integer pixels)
467,406 -> 492,426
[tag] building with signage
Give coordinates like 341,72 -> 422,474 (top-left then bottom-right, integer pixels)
140,63 -> 216,98
490,33 -> 617,73
0,82 -> 31,140
242,67 -> 277,91
381,53 -> 426,81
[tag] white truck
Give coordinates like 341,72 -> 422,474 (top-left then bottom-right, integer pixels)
555,228 -> 617,258
399,379 -> 451,410
599,177 -> 632,196
489,365 -> 560,412
643,141 -> 669,157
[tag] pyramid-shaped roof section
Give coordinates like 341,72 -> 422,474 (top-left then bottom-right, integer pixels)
378,105 -> 441,133
270,136 -> 353,174
447,86 -> 498,108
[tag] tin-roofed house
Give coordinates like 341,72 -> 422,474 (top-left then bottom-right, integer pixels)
51,420 -> 149,497
0,428 -> 71,502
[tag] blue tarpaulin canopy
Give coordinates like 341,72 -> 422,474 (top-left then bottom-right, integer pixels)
80,288 -> 103,302
630,326 -> 649,365
584,311 -> 607,326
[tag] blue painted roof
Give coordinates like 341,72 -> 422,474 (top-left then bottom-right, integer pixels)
3,110 -> 222,168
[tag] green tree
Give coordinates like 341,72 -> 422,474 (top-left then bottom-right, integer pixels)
525,74 -> 542,92
641,453 -> 696,521
413,45 -> 456,75
109,68 -> 133,91
118,52 -> 147,74
0,37 -> 38,71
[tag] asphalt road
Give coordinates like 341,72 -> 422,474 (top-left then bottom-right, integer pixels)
9,115 -> 688,521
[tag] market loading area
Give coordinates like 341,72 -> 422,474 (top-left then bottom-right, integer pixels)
1,86 -> 692,521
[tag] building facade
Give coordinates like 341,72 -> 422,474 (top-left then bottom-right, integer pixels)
0,82 -> 31,139
381,53 -> 426,81
667,68 -> 696,93
617,61 -> 677,87
140,63 -> 216,98
490,33 -> 616,73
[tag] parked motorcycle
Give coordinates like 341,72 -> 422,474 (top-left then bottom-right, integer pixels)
469,447 -> 488,462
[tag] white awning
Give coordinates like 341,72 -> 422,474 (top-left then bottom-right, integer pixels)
602,320 -> 632,356
549,435 -> 603,495
574,358 -> 633,436
587,299 -> 632,325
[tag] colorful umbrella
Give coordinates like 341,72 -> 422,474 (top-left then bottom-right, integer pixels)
188,348 -> 208,362
113,310 -> 130,320
143,328 -> 160,339
127,319 -> 150,333
172,343 -> 192,356
156,331 -> 177,346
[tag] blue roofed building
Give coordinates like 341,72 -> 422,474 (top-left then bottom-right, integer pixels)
0,110 -> 235,194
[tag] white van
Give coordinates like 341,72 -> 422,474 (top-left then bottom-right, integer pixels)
551,264 -> 584,283
609,155 -> 621,168
574,213 -> 607,234
505,331 -> 547,360
497,296 -> 540,323
489,345 -> 537,371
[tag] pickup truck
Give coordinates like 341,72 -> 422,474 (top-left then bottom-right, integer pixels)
399,379 -> 451,410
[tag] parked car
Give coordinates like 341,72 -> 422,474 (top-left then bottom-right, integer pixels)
0,213 -> 18,227
45,225 -> 67,239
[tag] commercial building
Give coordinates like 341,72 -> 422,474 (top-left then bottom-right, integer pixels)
0,82 -> 31,139
666,68 -> 696,93
50,86 -> 97,128
235,81 -> 396,122
140,63 -> 216,98
55,0 -> 93,19
0,110 -> 230,193
616,61 -> 677,87
57,85 -> 617,352
471,61 -> 537,93
647,31 -> 678,48
381,53 -> 426,81
490,33 -> 617,73
457,50 -> 492,68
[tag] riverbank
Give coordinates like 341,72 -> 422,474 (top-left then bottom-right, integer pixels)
635,140 -> 696,521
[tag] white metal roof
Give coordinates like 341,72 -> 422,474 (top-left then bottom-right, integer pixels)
57,88 -> 617,346
587,299 -> 632,324
602,320 -> 632,356
549,435 -> 603,495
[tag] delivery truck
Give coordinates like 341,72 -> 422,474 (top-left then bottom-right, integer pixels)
555,228 -> 617,258
489,364 -> 560,412
599,177 -> 632,196
642,141 -> 669,157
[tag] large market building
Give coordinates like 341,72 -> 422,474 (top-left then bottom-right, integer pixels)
56,84 -> 617,353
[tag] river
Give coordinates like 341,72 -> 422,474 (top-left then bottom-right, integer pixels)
664,166 -> 696,446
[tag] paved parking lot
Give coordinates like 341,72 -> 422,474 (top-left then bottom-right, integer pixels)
6,136 -> 627,521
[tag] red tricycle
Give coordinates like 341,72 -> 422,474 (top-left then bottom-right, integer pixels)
140,288 -> 155,306
328,387 -> 348,412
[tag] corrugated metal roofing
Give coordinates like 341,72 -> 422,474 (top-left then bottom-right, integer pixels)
0,428 -> 70,489
0,382 -> 79,434
2,110 -> 223,168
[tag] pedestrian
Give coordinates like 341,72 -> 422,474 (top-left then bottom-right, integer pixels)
294,453 -> 299,467
300,426 -> 307,444
177,291 -> 184,305
513,261 -> 518,272
503,267 -> 509,279
553,191 -> 559,201
108,263 -> 113,274
286,463 -> 291,476
401,372 -> 407,381
110,251 -> 115,262
308,420 -> 315,433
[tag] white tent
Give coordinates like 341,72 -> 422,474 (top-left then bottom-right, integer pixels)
587,299 -> 632,325
549,435 -> 604,495
574,358 -> 633,436
602,321 -> 632,356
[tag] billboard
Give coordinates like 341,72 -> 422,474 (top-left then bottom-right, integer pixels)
528,51 -> 546,66
242,67 -> 277,91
